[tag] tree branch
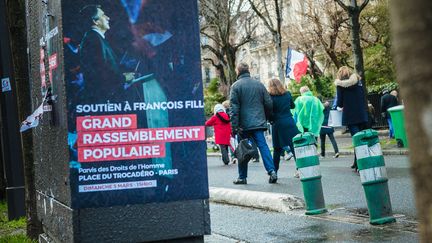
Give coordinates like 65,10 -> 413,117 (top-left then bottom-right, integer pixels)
247,0 -> 277,34
359,0 -> 370,11
334,0 -> 349,11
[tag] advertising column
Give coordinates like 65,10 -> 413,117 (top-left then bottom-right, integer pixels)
63,0 -> 209,209
55,1 -> 210,242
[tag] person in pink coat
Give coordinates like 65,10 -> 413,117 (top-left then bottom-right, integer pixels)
205,104 -> 233,165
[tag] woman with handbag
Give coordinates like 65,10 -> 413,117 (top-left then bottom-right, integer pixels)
266,78 -> 300,174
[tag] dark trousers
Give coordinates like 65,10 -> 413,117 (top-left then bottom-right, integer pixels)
320,133 -> 339,156
237,130 -> 274,179
220,144 -> 229,164
273,146 -> 294,172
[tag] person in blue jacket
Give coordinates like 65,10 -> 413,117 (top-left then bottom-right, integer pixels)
334,66 -> 368,172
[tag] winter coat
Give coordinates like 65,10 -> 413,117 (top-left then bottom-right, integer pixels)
335,74 -> 368,126
205,112 -> 232,145
380,93 -> 399,119
229,72 -> 273,132
294,91 -> 324,136
270,92 -> 300,149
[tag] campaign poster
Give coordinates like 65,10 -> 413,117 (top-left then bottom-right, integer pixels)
62,0 -> 208,208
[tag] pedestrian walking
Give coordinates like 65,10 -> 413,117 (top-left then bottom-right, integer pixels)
334,66 -> 368,172
367,100 -> 377,129
205,104 -> 233,165
380,90 -> 399,138
222,100 -> 237,163
320,101 -> 340,158
294,86 -> 324,137
230,62 -> 276,184
266,78 -> 299,173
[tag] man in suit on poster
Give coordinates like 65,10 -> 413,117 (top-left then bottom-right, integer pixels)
79,5 -> 135,103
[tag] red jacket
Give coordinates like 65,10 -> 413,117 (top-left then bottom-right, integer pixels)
205,112 -> 232,145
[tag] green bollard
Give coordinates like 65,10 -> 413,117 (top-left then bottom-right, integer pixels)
353,129 -> 396,225
293,132 -> 327,215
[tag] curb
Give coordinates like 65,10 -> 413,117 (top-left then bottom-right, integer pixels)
207,149 -> 408,157
209,187 -> 304,213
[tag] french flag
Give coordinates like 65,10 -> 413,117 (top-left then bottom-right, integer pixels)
285,48 -> 309,83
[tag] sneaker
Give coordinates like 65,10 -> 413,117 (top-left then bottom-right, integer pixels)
333,152 -> 340,158
233,178 -> 247,184
284,152 -> 294,161
231,158 -> 238,164
294,170 -> 300,178
253,158 -> 260,163
269,171 -> 278,184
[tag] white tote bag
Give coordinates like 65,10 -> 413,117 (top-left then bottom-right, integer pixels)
328,110 -> 343,127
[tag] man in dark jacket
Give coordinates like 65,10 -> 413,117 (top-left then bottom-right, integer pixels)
229,63 -> 276,184
380,90 -> 399,138
79,5 -> 135,103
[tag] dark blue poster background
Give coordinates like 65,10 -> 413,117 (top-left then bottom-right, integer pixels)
62,0 -> 209,208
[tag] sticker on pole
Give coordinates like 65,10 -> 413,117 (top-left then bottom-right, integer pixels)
1,78 -> 12,92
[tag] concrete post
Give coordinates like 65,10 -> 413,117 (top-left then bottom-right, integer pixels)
26,1 -> 210,242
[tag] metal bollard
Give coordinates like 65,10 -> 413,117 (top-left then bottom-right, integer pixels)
353,129 -> 396,225
293,132 -> 327,215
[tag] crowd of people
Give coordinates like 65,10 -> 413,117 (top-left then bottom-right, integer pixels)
205,62 -> 399,184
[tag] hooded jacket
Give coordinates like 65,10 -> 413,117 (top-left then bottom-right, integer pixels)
205,110 -> 232,145
294,91 -> 324,136
335,74 -> 368,126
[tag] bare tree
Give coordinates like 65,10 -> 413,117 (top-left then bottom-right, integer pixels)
247,0 -> 286,81
389,1 -> 432,241
334,0 -> 370,82
199,0 -> 254,95
291,0 -> 350,70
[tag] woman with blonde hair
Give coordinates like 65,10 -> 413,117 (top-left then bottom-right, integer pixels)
267,78 -> 299,175
334,66 -> 368,172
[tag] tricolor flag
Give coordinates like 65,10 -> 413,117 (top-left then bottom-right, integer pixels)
285,48 -> 309,82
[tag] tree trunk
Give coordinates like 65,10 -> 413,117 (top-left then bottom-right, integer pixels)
390,1 -> 432,241
226,47 -> 237,87
5,0 -> 42,238
350,11 -> 365,82
275,33 -> 284,81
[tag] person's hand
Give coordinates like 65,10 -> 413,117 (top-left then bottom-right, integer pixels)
123,72 -> 136,82
336,107 -> 343,111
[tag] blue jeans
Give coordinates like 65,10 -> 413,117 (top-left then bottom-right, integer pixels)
387,118 -> 394,138
238,130 -> 275,179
